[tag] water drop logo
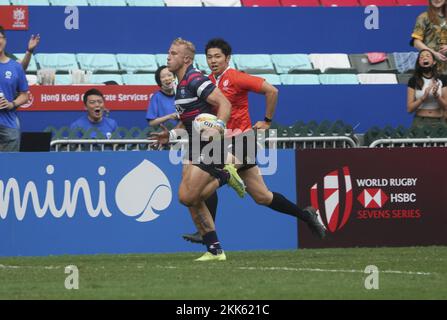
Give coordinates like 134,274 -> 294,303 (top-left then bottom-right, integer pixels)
115,160 -> 172,222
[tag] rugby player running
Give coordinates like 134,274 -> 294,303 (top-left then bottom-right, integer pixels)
151,38 -> 245,261
182,38 -> 326,245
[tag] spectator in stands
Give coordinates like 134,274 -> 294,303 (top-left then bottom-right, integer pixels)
146,65 -> 178,129
70,88 -> 118,139
0,26 -> 40,72
407,49 -> 447,128
0,26 -> 30,151
412,0 -> 447,74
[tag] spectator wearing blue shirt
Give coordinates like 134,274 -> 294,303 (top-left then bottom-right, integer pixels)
70,88 -> 118,139
146,65 -> 178,128
0,26 -> 30,151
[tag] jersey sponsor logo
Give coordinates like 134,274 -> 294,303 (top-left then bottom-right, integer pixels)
5,71 -> 12,80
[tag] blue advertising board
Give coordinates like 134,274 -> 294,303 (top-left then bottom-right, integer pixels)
0,150 -> 297,256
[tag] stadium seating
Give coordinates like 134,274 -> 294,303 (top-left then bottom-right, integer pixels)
359,0 -> 397,5
88,0 -> 127,5
126,0 -> 165,5
271,54 -> 314,74
319,74 -> 359,84
320,0 -> 360,6
13,53 -> 38,73
258,74 -> 282,85
89,74 -> 123,84
55,74 -> 73,85
233,54 -> 276,74
242,0 -> 282,6
165,0 -> 203,6
116,54 -> 158,73
395,0 -> 427,5
155,54 -> 168,67
203,0 -> 242,6
357,73 -> 398,84
76,54 -> 120,73
122,73 -> 158,85
393,52 -> 417,73
280,0 -> 322,6
280,74 -> 320,84
10,0 -> 49,4
35,53 -> 79,72
309,53 -> 353,73
397,73 -> 412,85
49,0 -> 89,5
349,53 -> 397,73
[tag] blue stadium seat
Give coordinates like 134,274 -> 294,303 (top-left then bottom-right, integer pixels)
155,54 -> 168,67
122,74 -> 158,85
271,54 -> 313,74
280,74 -> 320,85
13,53 -> 38,73
77,54 -> 120,73
393,52 -> 418,74
88,0 -> 127,5
233,54 -> 275,74
55,74 -> 72,85
116,54 -> 158,73
11,0 -> 49,4
50,0 -> 89,5
257,74 -> 281,85
35,53 -> 78,72
165,0 -> 202,6
319,74 -> 359,84
89,74 -> 123,85
126,0 -> 165,5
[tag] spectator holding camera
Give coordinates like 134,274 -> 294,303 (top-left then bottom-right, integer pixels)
407,49 -> 447,128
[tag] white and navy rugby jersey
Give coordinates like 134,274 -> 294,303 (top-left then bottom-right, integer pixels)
175,65 -> 216,134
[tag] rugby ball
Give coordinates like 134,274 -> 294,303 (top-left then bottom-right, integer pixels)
193,113 -> 217,132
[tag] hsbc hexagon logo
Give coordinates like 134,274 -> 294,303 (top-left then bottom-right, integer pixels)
310,166 -> 353,233
357,188 -> 389,209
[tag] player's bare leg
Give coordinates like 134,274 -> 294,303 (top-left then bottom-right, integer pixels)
178,164 -> 226,260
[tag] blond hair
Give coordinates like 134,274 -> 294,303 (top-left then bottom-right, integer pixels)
172,37 -> 196,60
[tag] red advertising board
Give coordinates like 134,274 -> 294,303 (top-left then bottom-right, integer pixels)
0,6 -> 28,30
296,148 -> 447,248
21,85 -> 159,111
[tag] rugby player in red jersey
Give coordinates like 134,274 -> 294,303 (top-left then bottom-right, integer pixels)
183,38 -> 326,244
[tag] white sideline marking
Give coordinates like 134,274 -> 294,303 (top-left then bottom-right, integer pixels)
1,264 -> 433,276
237,266 -> 432,276
154,265 -> 432,276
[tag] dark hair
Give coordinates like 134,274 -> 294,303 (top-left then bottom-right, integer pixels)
413,49 -> 439,90
205,38 -> 232,57
83,88 -> 104,105
155,65 -> 169,87
0,26 -> 5,37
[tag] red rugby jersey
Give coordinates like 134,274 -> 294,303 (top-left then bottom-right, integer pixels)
209,68 -> 264,132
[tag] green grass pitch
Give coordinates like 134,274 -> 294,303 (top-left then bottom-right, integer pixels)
0,246 -> 445,299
